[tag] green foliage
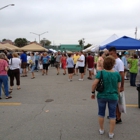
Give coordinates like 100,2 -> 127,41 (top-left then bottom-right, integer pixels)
78,38 -> 85,50
2,38 -> 7,42
78,39 -> 83,46
14,38 -> 28,47
84,43 -> 92,49
40,39 -> 51,46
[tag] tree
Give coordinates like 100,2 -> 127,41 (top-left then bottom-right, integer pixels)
2,38 -> 7,42
14,38 -> 28,47
78,38 -> 85,50
40,39 -> 51,47
84,43 -> 92,49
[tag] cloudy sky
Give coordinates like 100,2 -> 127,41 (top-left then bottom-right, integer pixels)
0,0 -> 140,45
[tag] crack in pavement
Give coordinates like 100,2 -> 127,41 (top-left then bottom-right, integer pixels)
33,104 -> 47,119
60,130 -> 62,140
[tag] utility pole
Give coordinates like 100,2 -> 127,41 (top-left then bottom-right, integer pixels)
30,31 -> 48,43
135,27 -> 137,39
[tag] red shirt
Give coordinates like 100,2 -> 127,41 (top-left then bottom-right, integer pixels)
87,55 -> 94,68
0,59 -> 8,75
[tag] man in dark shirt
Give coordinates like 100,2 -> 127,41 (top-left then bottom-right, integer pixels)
87,53 -> 94,80
20,51 -> 27,77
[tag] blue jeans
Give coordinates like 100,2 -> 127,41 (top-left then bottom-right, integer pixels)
130,72 -> 137,86
0,75 -> 9,97
97,98 -> 118,119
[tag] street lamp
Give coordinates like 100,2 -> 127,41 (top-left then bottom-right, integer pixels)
30,31 -> 48,43
0,4 -> 15,10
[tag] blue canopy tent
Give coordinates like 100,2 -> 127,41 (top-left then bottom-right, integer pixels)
100,36 -> 140,50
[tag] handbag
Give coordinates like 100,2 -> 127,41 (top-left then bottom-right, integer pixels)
96,71 -> 104,92
8,58 -> 13,77
75,62 -> 79,68
118,92 -> 126,113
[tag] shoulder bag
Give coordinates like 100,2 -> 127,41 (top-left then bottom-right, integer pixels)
96,71 -> 104,92
8,58 -> 13,77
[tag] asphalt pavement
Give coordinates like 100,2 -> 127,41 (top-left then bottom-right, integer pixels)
0,67 -> 140,140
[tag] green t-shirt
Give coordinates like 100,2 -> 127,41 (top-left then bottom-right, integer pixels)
128,59 -> 138,73
96,70 -> 121,100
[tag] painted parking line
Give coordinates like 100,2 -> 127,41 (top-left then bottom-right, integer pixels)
126,104 -> 138,107
0,102 -> 21,106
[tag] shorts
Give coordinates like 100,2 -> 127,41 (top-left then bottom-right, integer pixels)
97,98 -> 118,119
43,64 -> 49,70
68,68 -> 74,74
88,68 -> 93,71
79,67 -> 84,73
31,65 -> 36,72
21,62 -> 27,69
54,62 -> 60,68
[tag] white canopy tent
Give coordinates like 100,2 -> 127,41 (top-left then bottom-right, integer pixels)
83,45 -> 95,52
91,34 -> 119,52
49,49 -> 57,53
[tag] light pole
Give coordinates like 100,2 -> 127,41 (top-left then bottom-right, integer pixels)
30,31 -> 48,43
0,4 -> 15,10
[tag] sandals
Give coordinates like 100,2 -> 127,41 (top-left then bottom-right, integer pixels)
17,87 -> 21,90
9,90 -> 12,94
5,96 -> 12,99
31,77 -> 35,79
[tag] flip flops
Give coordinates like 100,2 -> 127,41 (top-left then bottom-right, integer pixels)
5,96 -> 12,99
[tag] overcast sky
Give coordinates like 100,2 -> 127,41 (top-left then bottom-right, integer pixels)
0,0 -> 140,45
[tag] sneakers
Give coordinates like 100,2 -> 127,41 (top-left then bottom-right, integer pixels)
99,129 -> 114,138
99,129 -> 104,135
109,133 -> 114,139
78,79 -> 83,81
68,79 -> 72,82
116,119 -> 122,124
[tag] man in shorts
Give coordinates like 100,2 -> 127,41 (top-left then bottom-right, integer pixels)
73,52 -> 80,75
109,47 -> 124,124
87,53 -> 94,80
20,50 -> 27,77
77,51 -> 85,81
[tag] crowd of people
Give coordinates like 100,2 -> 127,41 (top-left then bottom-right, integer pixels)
0,47 -> 139,139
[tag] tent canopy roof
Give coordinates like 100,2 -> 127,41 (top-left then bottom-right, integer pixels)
91,34 -> 119,52
0,44 -> 6,50
0,43 -> 14,51
4,43 -> 19,51
20,43 -> 47,51
100,36 -> 140,50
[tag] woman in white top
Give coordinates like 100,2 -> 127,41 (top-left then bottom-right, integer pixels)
9,52 -> 21,90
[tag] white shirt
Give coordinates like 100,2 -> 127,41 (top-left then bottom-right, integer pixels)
9,58 -> 21,70
78,54 -> 85,67
27,56 -> 31,64
113,58 -> 124,72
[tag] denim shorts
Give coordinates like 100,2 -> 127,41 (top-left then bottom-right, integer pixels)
31,65 -> 36,72
97,98 -> 118,119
